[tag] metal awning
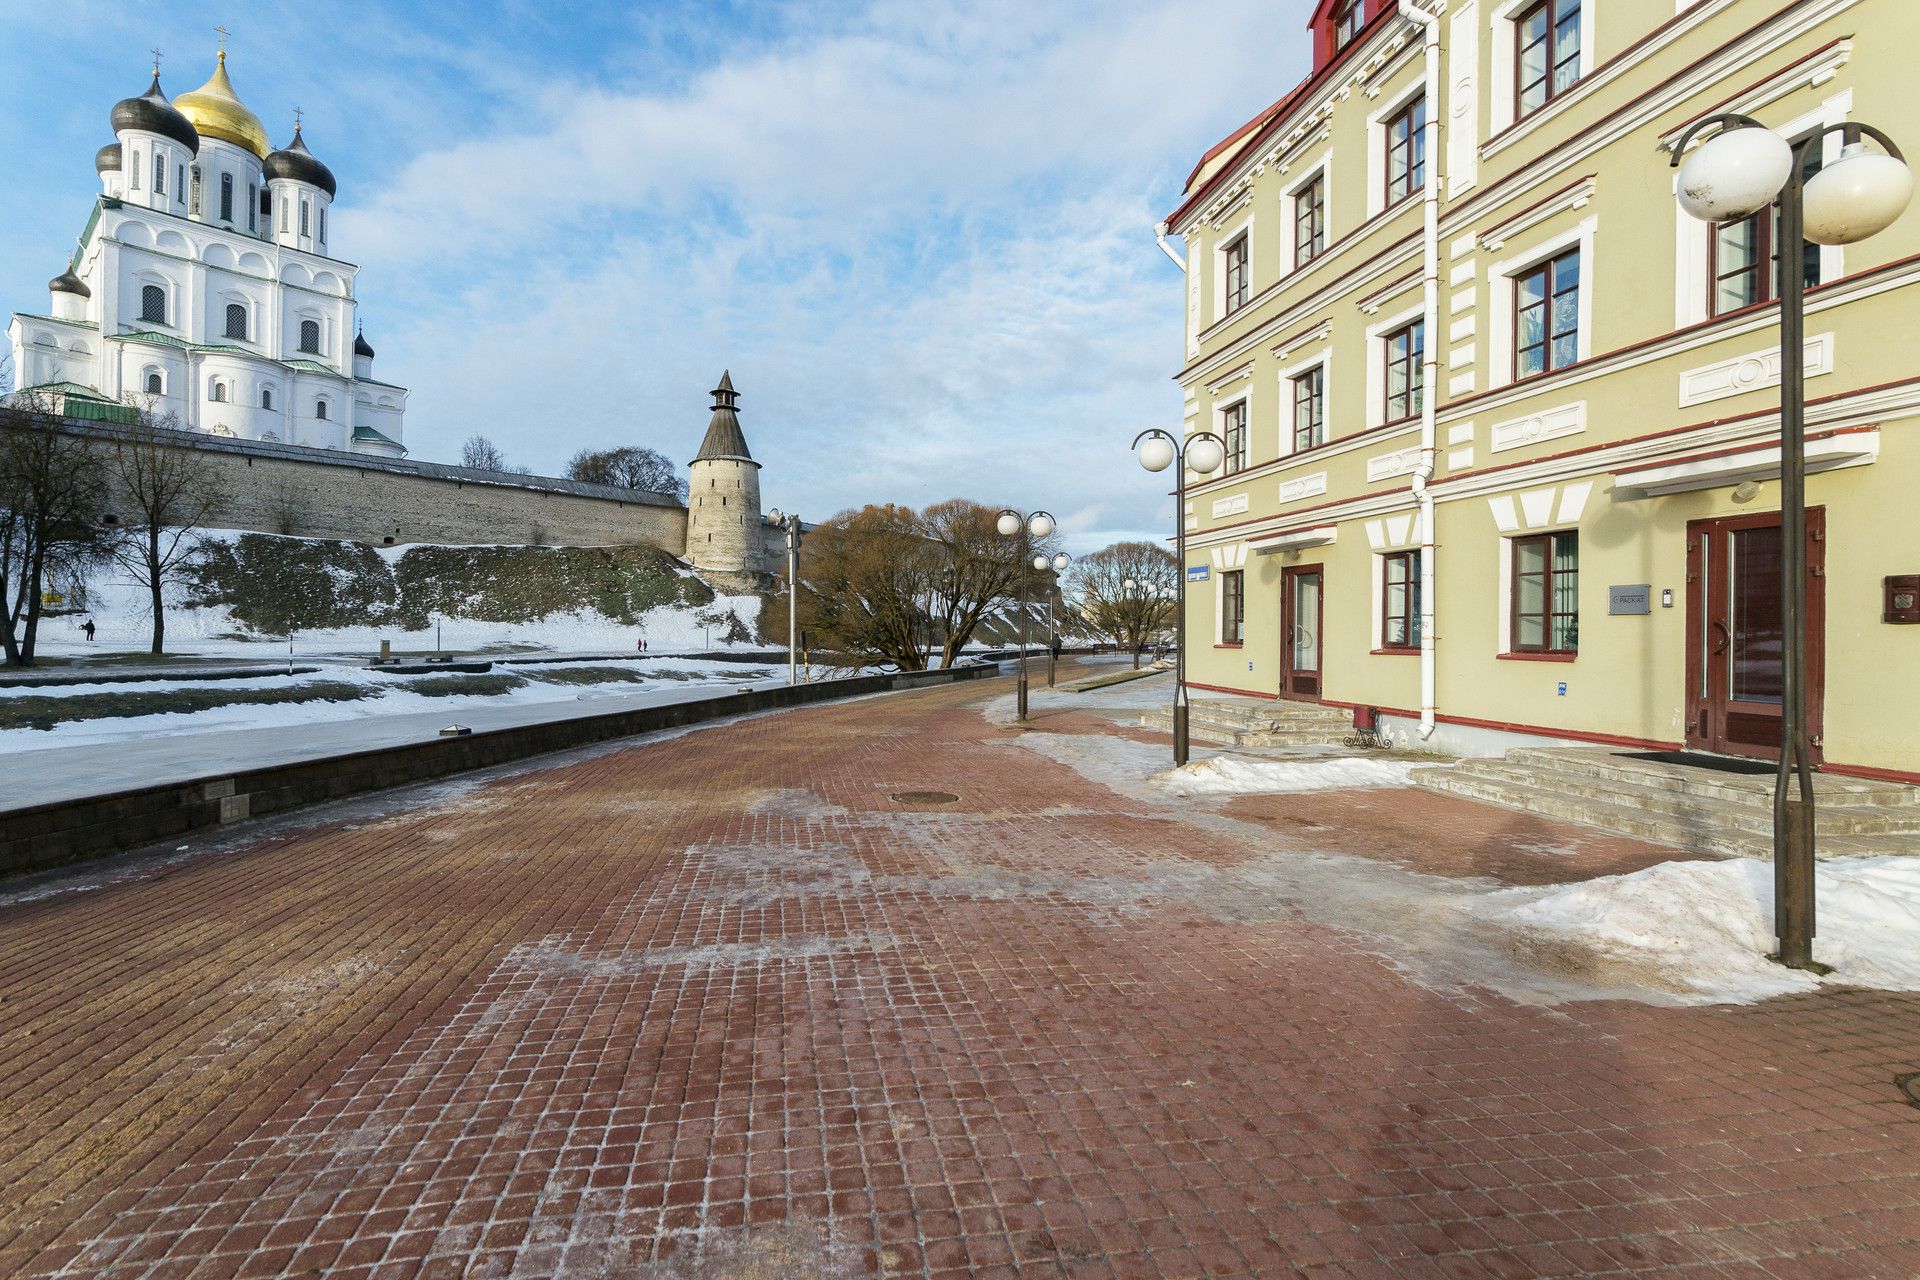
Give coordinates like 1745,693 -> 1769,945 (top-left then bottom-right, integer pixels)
1611,428 -> 1878,500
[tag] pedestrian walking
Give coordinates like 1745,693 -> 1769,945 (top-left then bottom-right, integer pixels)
82,618 -> 96,642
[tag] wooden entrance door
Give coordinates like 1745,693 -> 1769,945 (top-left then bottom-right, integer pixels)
1685,508 -> 1825,762
1281,564 -> 1324,700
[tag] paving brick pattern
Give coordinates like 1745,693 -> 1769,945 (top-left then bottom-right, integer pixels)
0,668 -> 1916,1278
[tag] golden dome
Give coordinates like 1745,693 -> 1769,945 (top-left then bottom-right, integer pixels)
173,52 -> 270,159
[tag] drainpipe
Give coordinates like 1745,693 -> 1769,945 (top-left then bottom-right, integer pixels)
1400,0 -> 1442,742
1155,221 -> 1186,270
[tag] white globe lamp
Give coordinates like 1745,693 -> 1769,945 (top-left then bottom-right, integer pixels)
1137,436 -> 1176,473
1028,512 -> 1055,539
1051,553 -> 1071,572
1676,126 -> 1793,223
1185,436 -> 1225,475
1032,554 -> 1049,571
1804,142 -> 1914,244
996,512 -> 1021,537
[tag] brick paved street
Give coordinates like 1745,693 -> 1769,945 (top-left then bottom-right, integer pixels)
1,666 -> 1916,1279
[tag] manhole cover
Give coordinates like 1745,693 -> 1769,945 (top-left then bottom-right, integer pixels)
890,791 -> 959,805
1899,1072 -> 1920,1109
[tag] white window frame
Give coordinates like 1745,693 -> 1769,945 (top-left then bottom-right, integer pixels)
1218,395 -> 1252,473
1212,213 -> 1256,322
1366,78 -> 1428,217
1365,302 -> 1426,428
135,275 -> 172,326
1489,0 -> 1598,136
1486,215 -> 1597,391
142,366 -> 166,396
1281,154 -> 1333,276
1279,351 -> 1333,456
1672,93 -> 1851,330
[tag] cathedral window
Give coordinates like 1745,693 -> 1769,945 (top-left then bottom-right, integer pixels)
248,184 -> 257,231
225,304 -> 248,341
315,398 -> 330,420
300,200 -> 310,237
153,157 -> 165,196
299,320 -> 321,354
220,173 -> 234,222
130,151 -> 141,191
145,371 -> 163,395
280,200 -> 288,233
140,284 -> 166,324
261,388 -> 274,410
189,166 -> 202,215
210,381 -> 228,403
177,164 -> 185,200
319,208 -> 327,246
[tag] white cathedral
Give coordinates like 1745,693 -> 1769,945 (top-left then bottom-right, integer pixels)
6,51 -> 409,456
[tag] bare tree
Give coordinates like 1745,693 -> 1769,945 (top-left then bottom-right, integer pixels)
565,446 -> 687,500
0,345 -> 13,398
791,504 -> 936,670
0,396 -> 112,665
921,498 -> 1055,669
460,434 -> 506,471
1066,541 -> 1179,667
107,411 -> 223,654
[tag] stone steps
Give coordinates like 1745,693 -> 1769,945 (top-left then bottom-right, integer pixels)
1411,749 -> 1920,859
1138,699 -> 1352,747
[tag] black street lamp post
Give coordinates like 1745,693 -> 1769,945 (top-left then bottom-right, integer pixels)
1132,428 -> 1227,767
996,508 -> 1057,722
768,509 -> 804,686
1669,114 -> 1912,969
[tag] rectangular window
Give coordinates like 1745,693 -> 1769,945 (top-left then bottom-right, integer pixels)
1221,400 -> 1248,473
177,164 -> 184,200
1221,571 -> 1246,645
1293,175 -> 1325,267
281,200 -> 289,233
189,166 -> 202,215
1516,0 -> 1581,117
220,173 -> 233,222
154,156 -> 166,196
1710,143 -> 1825,316
1334,0 -> 1363,49
248,184 -> 257,231
1385,95 -> 1426,207
1382,551 -> 1422,650
1383,319 -> 1424,423
319,208 -> 327,244
1512,531 -> 1579,653
1223,234 -> 1249,315
1515,247 -> 1580,379
1292,365 -> 1325,453
300,200 -> 311,237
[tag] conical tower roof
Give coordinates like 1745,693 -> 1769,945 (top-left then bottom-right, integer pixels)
693,371 -> 756,464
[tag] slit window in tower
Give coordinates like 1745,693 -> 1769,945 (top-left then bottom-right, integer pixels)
140,284 -> 166,324
319,209 -> 327,245
153,156 -> 165,196
299,320 -> 321,354
300,200 -> 310,237
177,164 -> 184,200
225,303 -> 247,341
248,184 -> 257,231
130,150 -> 141,190
262,387 -> 274,410
220,173 -> 233,222
189,165 -> 202,215
280,200 -> 288,233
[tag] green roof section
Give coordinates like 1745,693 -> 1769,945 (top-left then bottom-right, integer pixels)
16,380 -> 138,425
352,425 -> 405,450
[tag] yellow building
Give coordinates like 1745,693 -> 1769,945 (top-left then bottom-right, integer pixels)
1163,0 -> 1920,783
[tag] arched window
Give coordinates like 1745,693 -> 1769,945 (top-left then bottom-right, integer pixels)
299,320 -> 320,354
145,371 -> 163,395
315,398 -> 329,420
153,154 -> 166,196
220,172 -> 233,222
210,381 -> 227,403
300,199 -> 310,237
261,387 -> 274,410
140,284 -> 166,324
224,303 -> 247,340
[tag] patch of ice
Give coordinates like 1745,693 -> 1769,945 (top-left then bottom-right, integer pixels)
1487,855 -> 1920,1002
1155,754 -> 1420,795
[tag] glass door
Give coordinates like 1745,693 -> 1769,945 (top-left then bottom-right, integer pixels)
1282,565 -> 1323,700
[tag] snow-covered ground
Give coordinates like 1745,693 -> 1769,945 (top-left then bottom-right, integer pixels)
1485,855 -> 1920,1002
1154,755 -> 1421,795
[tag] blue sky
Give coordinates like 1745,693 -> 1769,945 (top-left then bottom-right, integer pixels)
0,0 -> 1307,551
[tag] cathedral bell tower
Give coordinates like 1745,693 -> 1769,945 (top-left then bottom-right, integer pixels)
685,371 -> 764,577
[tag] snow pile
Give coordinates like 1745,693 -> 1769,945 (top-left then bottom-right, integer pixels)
1493,856 -> 1920,1002
1155,754 -> 1420,795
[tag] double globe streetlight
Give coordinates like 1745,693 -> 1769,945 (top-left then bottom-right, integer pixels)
1035,550 -> 1072,687
1133,428 -> 1226,766
1670,114 -> 1912,970
996,509 -> 1057,721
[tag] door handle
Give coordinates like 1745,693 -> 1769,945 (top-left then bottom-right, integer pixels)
1711,619 -> 1730,655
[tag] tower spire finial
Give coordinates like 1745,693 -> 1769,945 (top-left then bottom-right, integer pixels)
215,25 -> 230,58
151,47 -> 163,77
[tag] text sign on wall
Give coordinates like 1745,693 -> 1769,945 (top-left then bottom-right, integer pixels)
1609,584 -> 1652,615
1187,565 -> 1211,582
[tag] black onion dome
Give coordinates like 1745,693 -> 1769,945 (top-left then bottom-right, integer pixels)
95,142 -> 123,173
264,125 -> 336,198
110,75 -> 200,153
49,269 -> 91,298
353,330 -> 375,358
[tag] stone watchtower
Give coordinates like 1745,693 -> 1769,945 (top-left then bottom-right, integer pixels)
685,371 -> 764,578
